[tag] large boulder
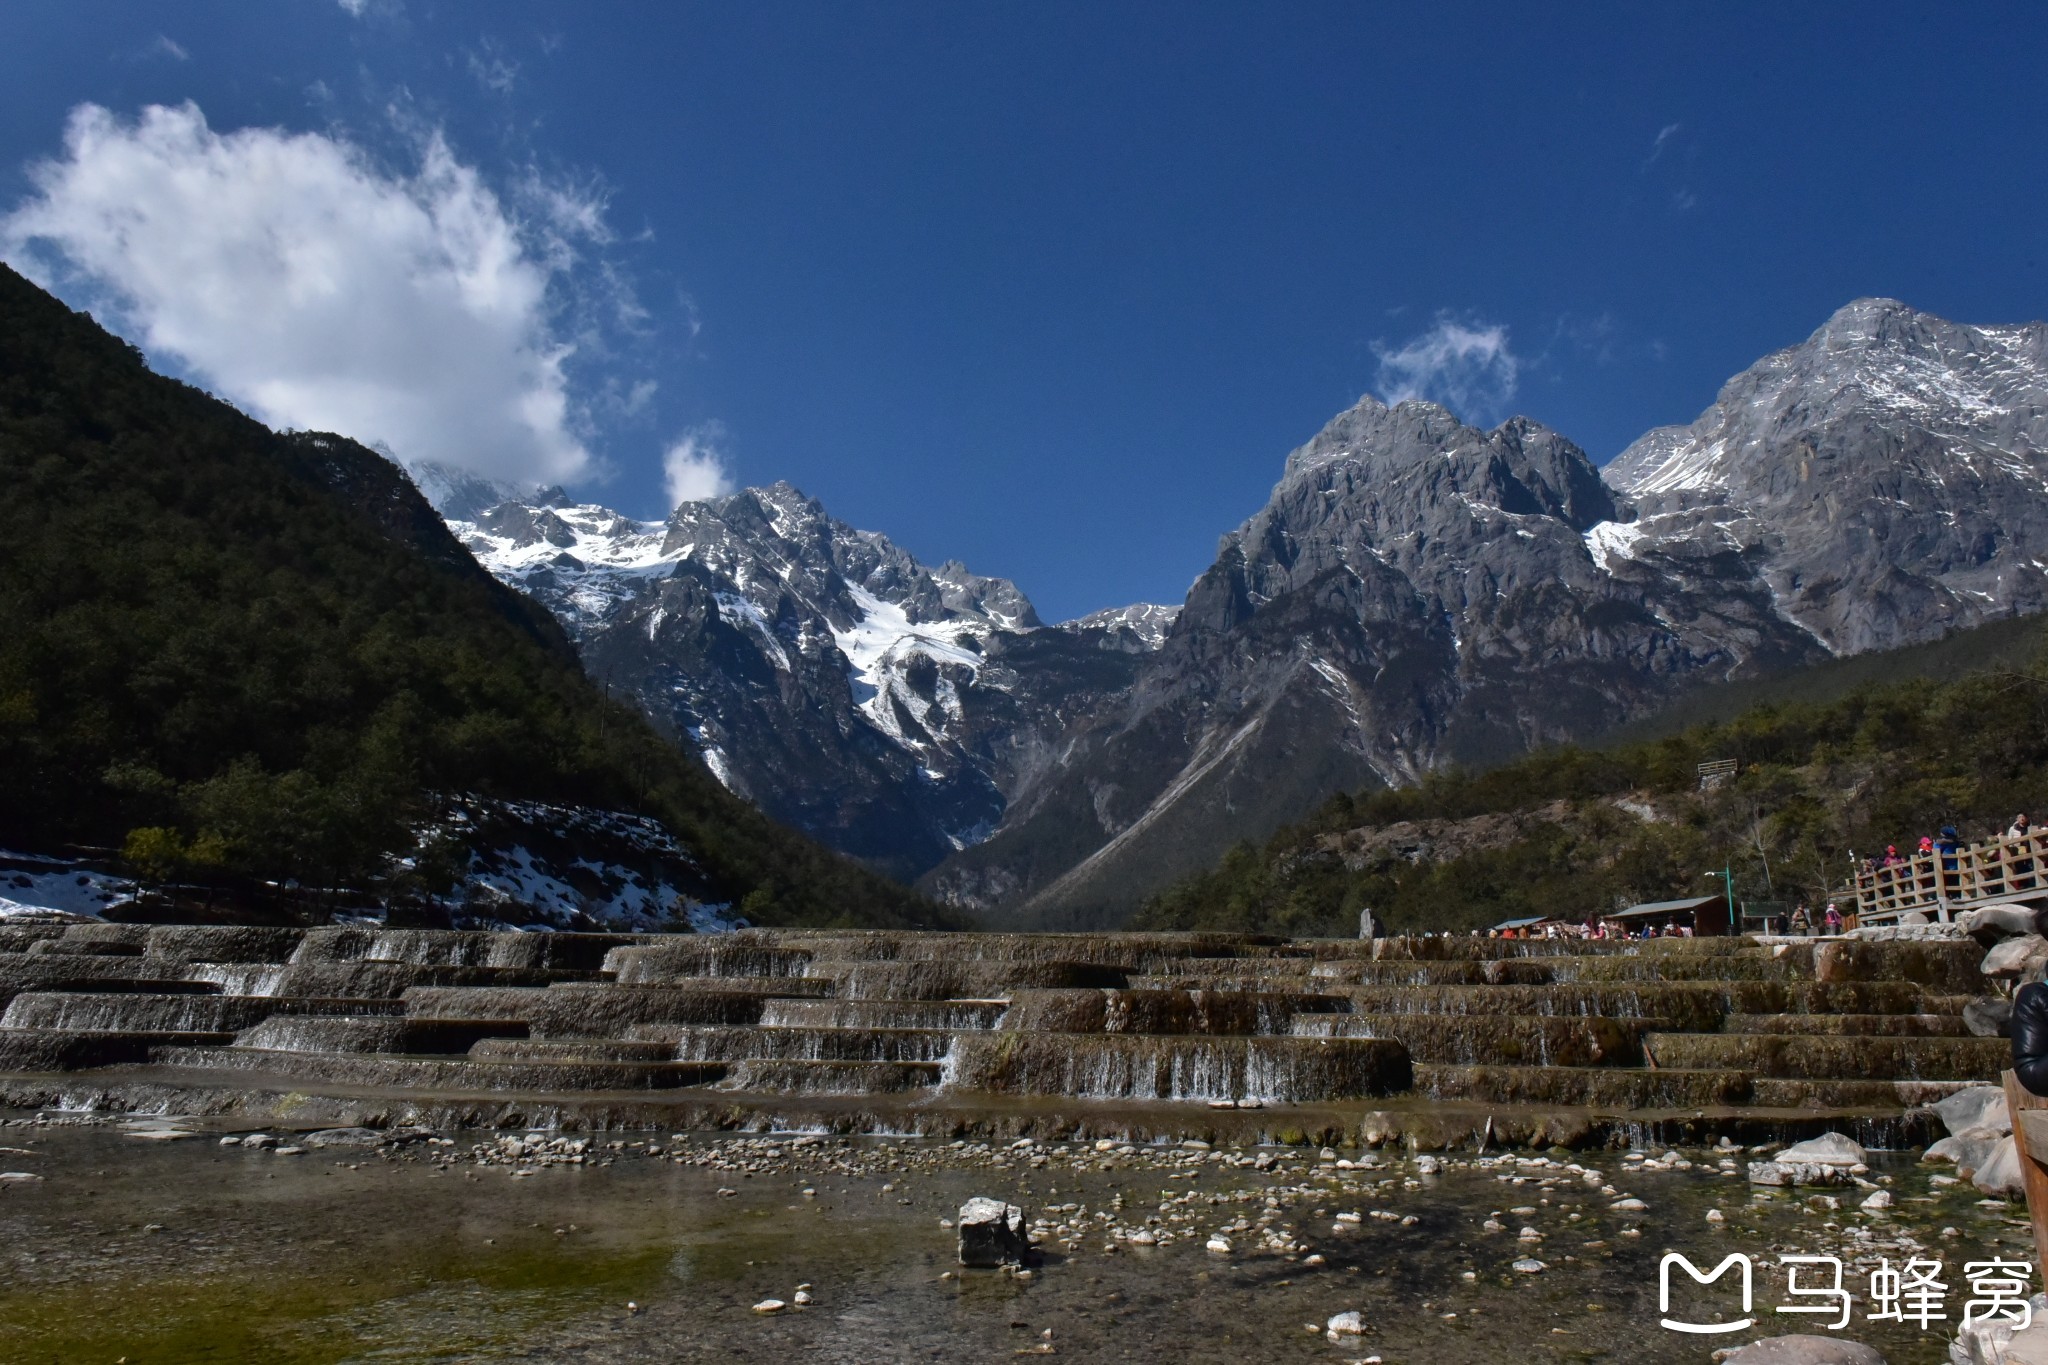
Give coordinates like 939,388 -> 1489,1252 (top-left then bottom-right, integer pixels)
1981,936 -> 2048,980
1925,1131 -> 2003,1179
1749,1134 -> 1868,1188
1960,903 -> 2047,937
1933,1086 -> 2012,1137
1952,1298 -> 2048,1365
1973,1135 -> 2027,1198
1778,1133 -> 1868,1166
1964,998 -> 2015,1038
1718,1334 -> 1885,1364
956,1197 -> 1028,1267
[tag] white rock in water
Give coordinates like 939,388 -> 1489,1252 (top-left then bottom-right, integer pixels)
1932,1085 -> 2012,1138
1959,1318 -> 2048,1365
1718,1334 -> 1887,1364
752,1299 -> 786,1314
0,1171 -> 43,1182
1512,1258 -> 1546,1273
1859,1189 -> 1894,1211
1609,1198 -> 1648,1211
1973,1136 -> 2026,1199
1777,1133 -> 1868,1167
1326,1311 -> 1365,1335
1206,1237 -> 1232,1254
1925,1133 -> 2000,1174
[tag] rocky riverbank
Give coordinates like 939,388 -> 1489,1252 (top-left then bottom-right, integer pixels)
0,1107 -> 2033,1363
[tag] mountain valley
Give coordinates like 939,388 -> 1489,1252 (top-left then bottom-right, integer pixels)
431,298 -> 2048,925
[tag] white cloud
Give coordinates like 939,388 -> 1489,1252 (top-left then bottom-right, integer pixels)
2,101 -> 593,488
467,43 -> 519,96
1372,314 -> 1520,424
662,425 -> 734,508
1645,122 -> 1681,168
337,0 -> 371,16
133,35 -> 189,62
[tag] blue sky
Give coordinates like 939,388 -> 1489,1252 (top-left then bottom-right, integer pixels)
5,3 -> 2047,621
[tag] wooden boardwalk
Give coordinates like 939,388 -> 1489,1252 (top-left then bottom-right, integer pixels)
1855,830 -> 2048,924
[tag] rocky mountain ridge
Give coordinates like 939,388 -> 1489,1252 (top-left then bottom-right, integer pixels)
429,297 -> 2048,924
922,298 -> 2048,922
443,481 -> 1175,882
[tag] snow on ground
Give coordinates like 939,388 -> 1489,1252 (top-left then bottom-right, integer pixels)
0,853 -> 135,920
429,800 -> 741,933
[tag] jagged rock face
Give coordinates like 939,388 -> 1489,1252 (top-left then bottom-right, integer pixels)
924,399 -> 1828,923
445,481 -> 1156,882
431,297 -> 2048,926
1607,298 -> 2048,654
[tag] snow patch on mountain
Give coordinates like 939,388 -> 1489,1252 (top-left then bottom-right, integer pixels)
833,585 -> 983,740
1065,602 -> 1180,648
1581,519 -> 1646,573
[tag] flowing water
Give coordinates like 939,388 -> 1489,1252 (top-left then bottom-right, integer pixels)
0,1112 -> 2025,1364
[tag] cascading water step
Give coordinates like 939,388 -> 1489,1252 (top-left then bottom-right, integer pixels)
814,961 -> 1130,1001
149,1046 -> 730,1091
233,1016 -> 528,1055
1288,1013 -> 1655,1067
715,1059 -> 944,1094
401,984 -> 788,1034
999,988 -> 1348,1035
1721,1013 -> 1972,1037
654,1025 -> 957,1063
945,1034 -> 1411,1102
1413,1063 -> 1756,1108
604,942 -> 818,984
1641,1032 -> 2008,1080
757,999 -> 1007,1030
468,1038 -> 679,1063
0,991 -> 385,1034
0,1028 -> 238,1071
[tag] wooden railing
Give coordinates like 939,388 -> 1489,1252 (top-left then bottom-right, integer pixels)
1854,830 -> 2048,923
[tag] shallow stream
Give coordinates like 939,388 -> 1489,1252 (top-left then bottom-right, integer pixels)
0,1111 -> 2030,1363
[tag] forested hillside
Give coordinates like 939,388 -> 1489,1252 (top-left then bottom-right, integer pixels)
0,265 -> 945,929
1134,618 -> 2048,935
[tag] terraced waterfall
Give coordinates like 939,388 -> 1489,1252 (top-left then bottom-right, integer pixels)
0,925 -> 2000,1149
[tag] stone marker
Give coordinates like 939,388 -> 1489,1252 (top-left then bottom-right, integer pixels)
1357,908 -> 1384,940
957,1196 -> 1028,1266
1716,1334 -> 1885,1364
